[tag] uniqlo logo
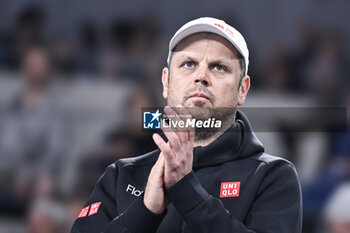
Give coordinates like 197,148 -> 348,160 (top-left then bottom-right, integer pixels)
78,206 -> 90,218
214,23 -> 234,38
220,182 -> 240,198
88,202 -> 101,216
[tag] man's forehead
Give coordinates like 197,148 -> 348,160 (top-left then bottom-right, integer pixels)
172,32 -> 240,57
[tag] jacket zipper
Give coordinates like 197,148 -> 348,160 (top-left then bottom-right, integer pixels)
181,220 -> 185,233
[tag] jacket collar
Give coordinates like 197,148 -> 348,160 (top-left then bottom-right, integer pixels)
192,110 -> 265,169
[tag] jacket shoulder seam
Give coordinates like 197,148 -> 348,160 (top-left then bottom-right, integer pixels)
247,152 -> 294,167
116,150 -> 159,168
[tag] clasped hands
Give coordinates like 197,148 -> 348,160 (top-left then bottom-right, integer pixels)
144,104 -> 195,214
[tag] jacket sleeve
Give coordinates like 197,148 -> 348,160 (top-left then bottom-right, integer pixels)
166,162 -> 303,233
70,163 -> 166,233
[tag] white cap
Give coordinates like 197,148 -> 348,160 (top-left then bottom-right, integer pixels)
167,17 -> 249,76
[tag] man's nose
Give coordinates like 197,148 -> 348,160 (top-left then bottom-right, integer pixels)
194,64 -> 210,86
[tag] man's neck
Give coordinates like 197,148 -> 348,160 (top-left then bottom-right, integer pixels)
193,120 -> 235,147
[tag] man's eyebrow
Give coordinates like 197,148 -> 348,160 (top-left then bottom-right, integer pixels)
175,54 -> 197,61
208,58 -> 235,67
173,53 -> 236,66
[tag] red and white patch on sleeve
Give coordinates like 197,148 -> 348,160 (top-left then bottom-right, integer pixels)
78,206 -> 90,218
220,182 -> 240,198
88,202 -> 102,216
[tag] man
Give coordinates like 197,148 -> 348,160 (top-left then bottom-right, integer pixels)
71,17 -> 302,233
0,45 -> 65,212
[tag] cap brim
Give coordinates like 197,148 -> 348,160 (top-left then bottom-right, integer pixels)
169,23 -> 245,63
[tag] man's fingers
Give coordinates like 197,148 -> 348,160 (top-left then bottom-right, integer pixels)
149,152 -> 164,180
174,104 -> 194,142
164,105 -> 190,143
154,152 -> 164,169
164,106 -> 181,133
152,133 -> 168,151
161,120 -> 182,151
144,152 -> 166,214
154,154 -> 165,175
152,133 -> 175,163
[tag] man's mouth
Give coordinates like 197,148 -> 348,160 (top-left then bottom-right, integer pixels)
189,92 -> 210,100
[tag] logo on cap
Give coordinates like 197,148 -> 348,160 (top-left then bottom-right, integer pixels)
214,23 -> 234,37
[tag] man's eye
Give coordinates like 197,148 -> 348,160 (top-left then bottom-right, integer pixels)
214,64 -> 225,71
183,61 -> 195,68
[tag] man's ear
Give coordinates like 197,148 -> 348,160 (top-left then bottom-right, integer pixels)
161,67 -> 169,99
237,76 -> 250,106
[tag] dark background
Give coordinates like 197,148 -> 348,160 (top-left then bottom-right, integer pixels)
0,0 -> 349,232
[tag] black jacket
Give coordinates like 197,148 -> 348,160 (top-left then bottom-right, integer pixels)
71,110 -> 302,233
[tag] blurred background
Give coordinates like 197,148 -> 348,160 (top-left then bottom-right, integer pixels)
0,0 -> 349,232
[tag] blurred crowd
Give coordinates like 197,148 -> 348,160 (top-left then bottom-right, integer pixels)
0,4 -> 349,233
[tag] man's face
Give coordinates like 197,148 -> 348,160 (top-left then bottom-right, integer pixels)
162,33 -> 249,116
22,49 -> 50,86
